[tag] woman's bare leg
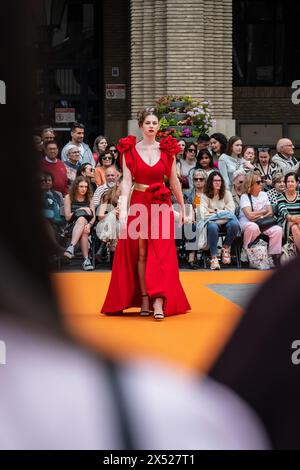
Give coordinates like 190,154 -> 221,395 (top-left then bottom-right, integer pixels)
71,217 -> 86,246
138,238 -> 149,312
79,232 -> 89,258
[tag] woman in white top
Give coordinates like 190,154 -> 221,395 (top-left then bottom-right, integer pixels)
239,172 -> 282,263
176,141 -> 197,193
218,136 -> 246,190
201,171 -> 240,270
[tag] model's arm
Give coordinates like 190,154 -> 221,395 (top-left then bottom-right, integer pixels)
119,154 -> 132,228
169,157 -> 185,224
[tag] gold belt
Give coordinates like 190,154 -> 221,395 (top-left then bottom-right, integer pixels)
133,182 -> 150,192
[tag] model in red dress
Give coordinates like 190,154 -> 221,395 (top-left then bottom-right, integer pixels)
101,108 -> 190,320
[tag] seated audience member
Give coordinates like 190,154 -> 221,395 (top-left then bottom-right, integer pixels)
92,135 -> 108,165
266,173 -> 285,206
253,147 -> 278,191
40,172 -> 65,256
93,166 -> 119,209
61,122 -> 94,168
40,140 -> 68,196
218,136 -> 245,190
64,145 -> 81,185
176,139 -> 186,162
40,172 -> 64,225
231,169 -> 246,211
239,172 -> 282,264
176,142 -> 197,193
197,133 -> 210,152
277,172 -> 300,249
209,133 -> 228,168
185,170 -> 207,269
77,162 -> 97,193
96,183 -> 121,267
63,176 -> 95,271
94,151 -> 119,187
272,138 -> 299,175
189,149 -> 215,186
41,126 -> 55,145
200,171 -> 240,270
241,146 -> 255,172
107,143 -> 120,170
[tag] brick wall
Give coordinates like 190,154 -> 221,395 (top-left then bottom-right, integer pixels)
233,87 -> 300,122
130,0 -> 233,120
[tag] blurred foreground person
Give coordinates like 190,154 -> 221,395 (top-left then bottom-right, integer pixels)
210,256 -> 300,449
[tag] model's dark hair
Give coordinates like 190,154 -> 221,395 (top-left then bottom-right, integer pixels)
196,149 -> 214,169
204,171 -> 226,200
137,107 -> 159,127
210,133 -> 228,154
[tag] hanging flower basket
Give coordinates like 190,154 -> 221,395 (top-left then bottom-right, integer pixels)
155,95 -> 215,139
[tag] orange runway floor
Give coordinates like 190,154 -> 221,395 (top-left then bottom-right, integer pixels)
53,270 -> 272,373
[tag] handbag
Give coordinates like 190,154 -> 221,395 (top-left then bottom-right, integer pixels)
72,208 -> 93,222
246,239 -> 271,270
280,238 -> 297,265
247,194 -> 277,232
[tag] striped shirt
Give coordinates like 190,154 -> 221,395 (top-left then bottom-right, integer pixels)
277,192 -> 300,225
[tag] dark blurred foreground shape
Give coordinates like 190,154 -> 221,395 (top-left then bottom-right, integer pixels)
210,255 -> 300,449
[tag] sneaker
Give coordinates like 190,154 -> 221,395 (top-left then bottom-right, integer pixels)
82,258 -> 94,271
64,244 -> 74,259
221,247 -> 231,265
240,248 -> 248,262
210,257 -> 220,270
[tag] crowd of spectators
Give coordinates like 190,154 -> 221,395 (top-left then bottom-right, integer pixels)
36,123 -> 300,271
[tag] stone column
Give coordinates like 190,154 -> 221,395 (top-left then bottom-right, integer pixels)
129,0 -> 235,136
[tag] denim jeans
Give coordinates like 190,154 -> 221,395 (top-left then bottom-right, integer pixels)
207,220 -> 240,256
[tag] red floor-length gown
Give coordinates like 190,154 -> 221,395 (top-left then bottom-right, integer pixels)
101,135 -> 191,316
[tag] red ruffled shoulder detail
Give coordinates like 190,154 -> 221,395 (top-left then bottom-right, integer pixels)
117,135 -> 137,154
159,136 -> 180,178
159,136 -> 181,157
117,135 -> 137,176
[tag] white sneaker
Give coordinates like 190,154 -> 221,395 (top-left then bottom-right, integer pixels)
82,258 -> 94,271
64,244 -> 74,259
240,248 -> 248,262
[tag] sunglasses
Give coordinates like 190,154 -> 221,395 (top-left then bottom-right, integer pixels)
102,156 -> 112,160
194,177 -> 205,181
110,149 -> 118,153
188,149 -> 196,153
257,147 -> 270,152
